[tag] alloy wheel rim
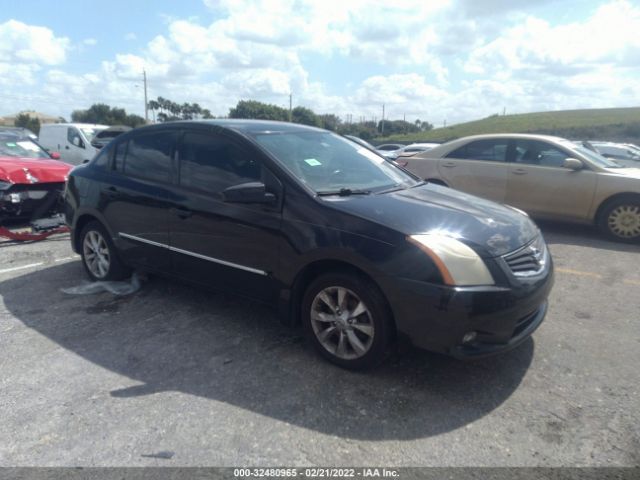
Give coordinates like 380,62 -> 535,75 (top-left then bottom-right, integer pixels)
310,286 -> 374,360
83,230 -> 110,279
608,205 -> 640,238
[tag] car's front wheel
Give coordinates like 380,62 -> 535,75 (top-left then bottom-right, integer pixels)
302,272 -> 393,369
79,221 -> 131,281
598,197 -> 640,243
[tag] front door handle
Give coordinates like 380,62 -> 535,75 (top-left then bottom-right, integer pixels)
102,186 -> 118,198
170,207 -> 193,219
441,162 -> 456,168
512,169 -> 527,175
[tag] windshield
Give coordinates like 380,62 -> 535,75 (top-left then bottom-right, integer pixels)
253,131 -> 420,194
0,136 -> 50,159
562,142 -> 624,168
80,127 -> 106,142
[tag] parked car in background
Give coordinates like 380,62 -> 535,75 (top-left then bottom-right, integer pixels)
1,132 -> 71,223
393,143 -> 441,163
404,133 -> 640,242
344,135 -> 377,151
590,142 -> 640,168
65,120 -> 553,368
91,125 -> 132,151
0,126 -> 38,140
39,123 -> 108,166
375,143 -> 406,159
376,143 -> 405,152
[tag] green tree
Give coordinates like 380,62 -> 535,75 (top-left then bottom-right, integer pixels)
318,114 -> 340,131
228,100 -> 289,121
71,103 -> 146,127
292,106 -> 320,127
14,113 -> 41,135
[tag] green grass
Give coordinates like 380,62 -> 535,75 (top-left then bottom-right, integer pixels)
375,107 -> 640,144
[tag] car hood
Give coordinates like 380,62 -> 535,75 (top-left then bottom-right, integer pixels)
605,167 -> 640,179
324,183 -> 539,257
0,156 -> 73,184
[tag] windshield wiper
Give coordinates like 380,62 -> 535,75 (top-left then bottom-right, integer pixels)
317,188 -> 371,197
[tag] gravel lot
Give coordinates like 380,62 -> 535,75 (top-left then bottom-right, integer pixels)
0,222 -> 638,467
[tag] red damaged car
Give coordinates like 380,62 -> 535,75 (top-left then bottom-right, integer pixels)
0,132 -> 72,223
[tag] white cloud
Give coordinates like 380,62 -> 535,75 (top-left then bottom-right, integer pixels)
124,32 -> 137,41
0,19 -> 69,66
466,0 -> 640,75
2,1 -> 639,126
82,38 -> 97,46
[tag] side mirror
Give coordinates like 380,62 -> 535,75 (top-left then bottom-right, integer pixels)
50,152 -> 61,160
563,158 -> 583,170
222,182 -> 276,204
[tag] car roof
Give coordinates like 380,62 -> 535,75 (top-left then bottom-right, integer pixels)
148,119 -> 327,135
447,133 -> 569,143
42,123 -> 109,128
415,133 -> 576,158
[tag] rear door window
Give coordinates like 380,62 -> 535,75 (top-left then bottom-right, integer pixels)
122,131 -> 176,183
447,139 -> 509,161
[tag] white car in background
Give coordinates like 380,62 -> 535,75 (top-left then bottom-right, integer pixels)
39,123 -> 108,165
392,143 -> 441,164
590,142 -> 640,168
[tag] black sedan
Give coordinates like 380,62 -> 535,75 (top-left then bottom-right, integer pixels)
64,120 -> 553,369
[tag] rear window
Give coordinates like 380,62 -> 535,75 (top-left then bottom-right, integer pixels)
116,132 -> 176,183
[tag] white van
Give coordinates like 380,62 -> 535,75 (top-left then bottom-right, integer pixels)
39,123 -> 108,165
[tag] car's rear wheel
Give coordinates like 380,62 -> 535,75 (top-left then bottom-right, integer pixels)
80,221 -> 131,281
598,197 -> 640,243
302,272 -> 393,369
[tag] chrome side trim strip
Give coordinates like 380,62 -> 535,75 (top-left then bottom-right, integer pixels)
118,232 -> 268,276
119,232 -> 166,249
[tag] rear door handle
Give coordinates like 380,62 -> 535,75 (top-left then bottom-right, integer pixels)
170,207 -> 193,219
441,162 -> 456,168
512,169 -> 527,175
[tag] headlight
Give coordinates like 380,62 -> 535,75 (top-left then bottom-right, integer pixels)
407,234 -> 495,286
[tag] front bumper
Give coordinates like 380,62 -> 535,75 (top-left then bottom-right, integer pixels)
379,260 -> 554,359
0,183 -> 66,222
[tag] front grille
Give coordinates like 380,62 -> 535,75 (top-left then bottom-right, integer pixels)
502,235 -> 547,277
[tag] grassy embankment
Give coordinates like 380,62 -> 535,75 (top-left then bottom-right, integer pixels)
375,107 -> 640,144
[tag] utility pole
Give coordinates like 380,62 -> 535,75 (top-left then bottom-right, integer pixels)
143,69 -> 149,123
289,93 -> 292,122
381,104 -> 385,136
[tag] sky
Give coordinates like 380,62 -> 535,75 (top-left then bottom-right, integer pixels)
1,0 -> 639,126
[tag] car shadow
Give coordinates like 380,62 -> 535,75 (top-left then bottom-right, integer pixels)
1,261 -> 534,441
537,220 -> 640,253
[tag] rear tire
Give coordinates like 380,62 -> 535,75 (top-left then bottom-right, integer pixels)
79,221 -> 131,281
597,196 -> 640,243
302,272 -> 393,369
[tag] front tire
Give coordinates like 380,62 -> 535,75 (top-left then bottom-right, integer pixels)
79,221 -> 131,281
302,272 -> 393,369
598,197 -> 640,243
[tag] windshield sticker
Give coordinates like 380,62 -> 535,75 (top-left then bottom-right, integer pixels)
17,141 -> 39,151
304,158 -> 322,166
6,142 -> 17,147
